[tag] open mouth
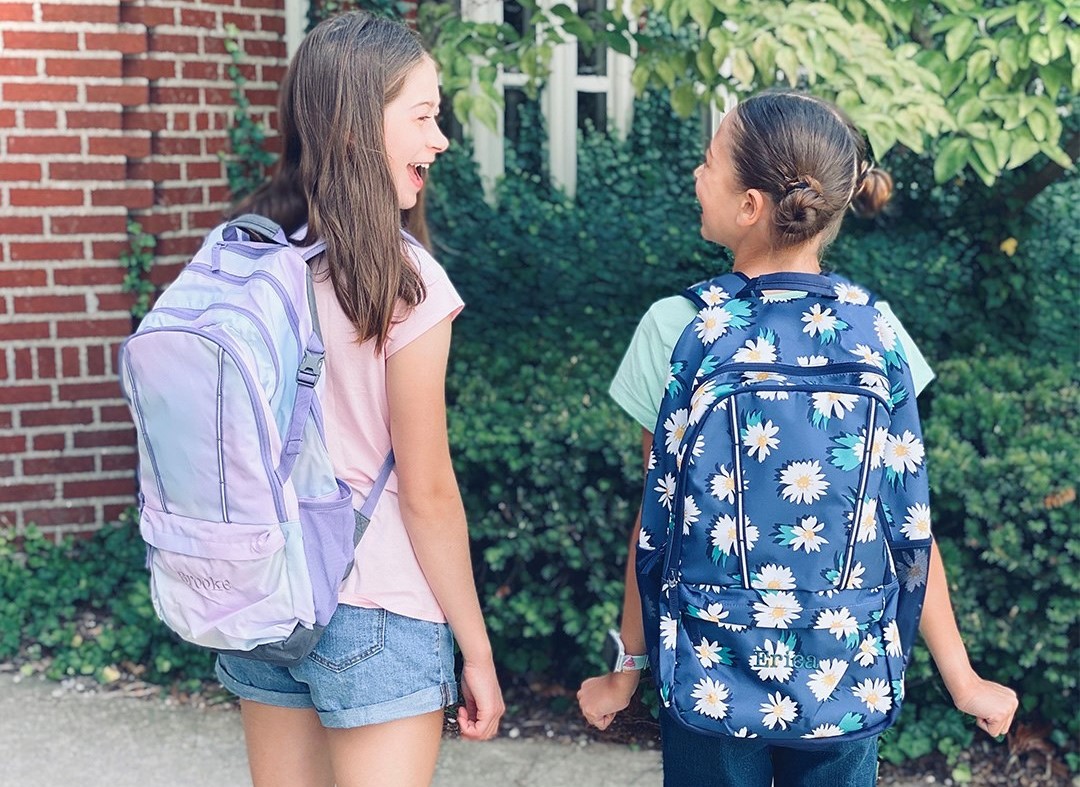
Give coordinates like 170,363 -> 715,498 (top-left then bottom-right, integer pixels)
408,163 -> 429,188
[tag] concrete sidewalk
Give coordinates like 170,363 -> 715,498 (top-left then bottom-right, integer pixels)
0,674 -> 663,786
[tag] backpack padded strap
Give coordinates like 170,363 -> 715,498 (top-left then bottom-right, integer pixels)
357,451 -> 395,521
225,214 -> 289,245
682,272 -> 750,309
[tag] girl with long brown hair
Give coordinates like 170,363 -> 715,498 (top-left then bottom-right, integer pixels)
215,12 -> 503,785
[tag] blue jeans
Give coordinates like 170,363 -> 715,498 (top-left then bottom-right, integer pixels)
659,708 -> 879,787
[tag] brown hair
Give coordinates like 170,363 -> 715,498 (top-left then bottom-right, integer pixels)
234,11 -> 428,351
727,91 -> 892,250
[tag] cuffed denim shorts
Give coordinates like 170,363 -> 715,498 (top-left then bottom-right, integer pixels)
215,604 -> 458,728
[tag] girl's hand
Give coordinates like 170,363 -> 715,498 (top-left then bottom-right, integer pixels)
457,658 -> 505,741
577,671 -> 640,731
951,675 -> 1019,738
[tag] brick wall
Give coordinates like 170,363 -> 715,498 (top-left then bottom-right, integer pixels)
1,0 -> 287,539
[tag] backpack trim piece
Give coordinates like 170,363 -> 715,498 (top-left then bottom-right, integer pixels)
637,270 -> 932,746
120,215 -> 393,666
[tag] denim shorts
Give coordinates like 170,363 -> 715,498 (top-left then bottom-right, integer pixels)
215,604 -> 458,728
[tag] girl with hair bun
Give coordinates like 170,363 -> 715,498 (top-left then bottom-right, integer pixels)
579,91 -> 1017,786
215,12 -> 503,785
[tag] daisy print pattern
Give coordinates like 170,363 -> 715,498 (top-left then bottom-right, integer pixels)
898,550 -> 929,592
660,614 -> 678,650
692,677 -> 731,719
733,331 -> 778,364
694,637 -> 732,669
753,591 -> 802,628
777,460 -> 830,505
834,282 -> 870,304
855,634 -> 884,667
801,303 -> 848,343
883,620 -> 903,658
806,658 -> 849,701
883,430 -> 925,485
683,496 -> 701,535
743,411 -> 780,462
663,409 -> 689,455
689,381 -> 718,424
811,391 -> 860,427
710,514 -> 759,558
700,285 -> 730,306
695,306 -> 734,344
751,563 -> 797,591
749,635 -> 798,682
773,515 -> 829,553
655,473 -> 676,510
815,607 -> 859,643
760,692 -> 799,730
797,355 -> 829,367
901,503 -> 932,540
851,343 -> 885,369
803,723 -> 845,738
708,464 -> 737,504
852,678 -> 892,714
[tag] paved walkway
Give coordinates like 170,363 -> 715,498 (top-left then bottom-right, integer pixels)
0,674 -> 663,787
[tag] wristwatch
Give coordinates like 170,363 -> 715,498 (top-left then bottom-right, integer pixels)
603,628 -> 649,673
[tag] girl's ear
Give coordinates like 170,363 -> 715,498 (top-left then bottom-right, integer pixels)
736,188 -> 768,228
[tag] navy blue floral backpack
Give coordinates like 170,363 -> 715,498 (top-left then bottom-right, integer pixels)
637,270 -> 933,744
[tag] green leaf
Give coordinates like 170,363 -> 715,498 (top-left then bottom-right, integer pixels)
1005,132 -> 1040,170
945,18 -> 977,62
1039,142 -> 1074,169
966,48 -> 992,84
990,129 -> 1011,170
956,96 -> 984,127
1015,2 -> 1041,34
671,82 -> 698,118
731,48 -> 755,86
1028,110 -> 1048,141
1028,35 -> 1052,66
688,0 -> 713,31
972,138 -> 1000,177
607,31 -> 632,57
934,137 -> 971,183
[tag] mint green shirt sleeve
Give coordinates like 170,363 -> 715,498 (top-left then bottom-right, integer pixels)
876,301 -> 935,396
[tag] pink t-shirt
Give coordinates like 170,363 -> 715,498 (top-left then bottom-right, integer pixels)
311,240 -> 463,623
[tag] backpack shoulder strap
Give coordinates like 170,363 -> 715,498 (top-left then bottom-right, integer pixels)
681,272 -> 750,309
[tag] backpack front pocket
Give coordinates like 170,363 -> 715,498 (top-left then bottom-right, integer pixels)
141,507 -> 310,652
667,582 -> 902,742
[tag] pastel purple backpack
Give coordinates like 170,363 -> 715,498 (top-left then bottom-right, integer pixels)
119,215 -> 392,665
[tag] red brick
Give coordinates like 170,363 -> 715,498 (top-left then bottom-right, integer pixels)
148,85 -> 199,104
172,113 -> 191,131
50,161 -> 127,181
91,186 -> 152,208
86,83 -> 149,106
221,12 -> 259,31
181,61 -> 220,80
61,347 -> 81,376
123,110 -> 167,132
99,404 -> 130,423
0,3 -> 34,21
123,58 -> 175,81
7,135 -> 81,155
151,135 -> 201,157
57,318 -> 132,338
3,321 -> 51,340
59,381 -> 123,401
262,64 -> 286,84
36,347 -> 56,378
0,162 -> 41,180
189,208 -> 228,229
101,453 -> 136,471
10,244 -> 84,263
205,136 -> 228,155
84,32 -> 147,55
10,188 -> 84,207
90,240 -> 128,259
261,15 -> 285,34
4,83 -> 79,102
2,216 -> 43,234
138,212 -> 182,234
0,269 -> 47,288
102,502 -> 132,522
0,483 -> 55,504
4,31 -> 79,50
25,455 -> 96,475
186,161 -> 224,180
47,57 -> 123,78
66,110 -> 123,130
13,348 -> 31,378
64,476 -> 137,498
0,412 -> 10,429
96,293 -> 137,312
120,4 -> 174,26
180,8 -> 217,26
86,343 -> 104,373
0,57 -> 37,76
50,215 -> 126,236
149,33 -> 200,54
22,506 -> 98,526
203,87 -> 234,106
90,134 -> 149,157
73,428 -> 134,448
128,160 -> 180,180
0,108 -> 16,127
24,110 -> 58,129
0,434 -> 27,453
245,88 -> 278,107
42,3 -> 120,23
0,385 -> 52,405
32,434 -> 66,451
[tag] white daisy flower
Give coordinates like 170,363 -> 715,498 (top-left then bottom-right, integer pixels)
760,691 -> 799,730
691,434 -> 706,459
733,336 -> 778,364
744,419 -> 780,462
835,282 -> 870,304
695,637 -> 725,669
854,498 -> 879,543
852,677 -> 893,714
851,343 -> 886,369
752,563 -> 797,591
790,516 -> 829,552
637,527 -> 654,551
749,638 -> 795,682
756,389 -> 791,401
801,303 -> 839,337
732,727 -> 757,738
753,591 -> 802,629
806,658 -> 849,701
898,550 -> 929,592
655,473 -> 676,510
874,313 -> 897,350
709,465 -> 737,504
797,355 -> 829,367
883,619 -> 903,657
647,450 -> 657,472
883,431 -> 925,475
855,634 -> 882,667
660,614 -> 678,650
870,427 -> 888,469
815,607 -> 858,641
691,676 -> 731,719
779,460 -> 830,505
694,602 -> 730,624
689,381 -> 718,425
901,503 -> 932,540
812,391 -> 860,419
663,408 -> 689,455
701,285 -> 729,306
761,289 -> 806,302
843,561 -> 866,590
710,515 -> 759,556
803,723 -> 845,738
683,496 -> 701,535
743,370 -> 786,385
695,307 -> 734,344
